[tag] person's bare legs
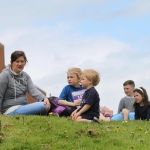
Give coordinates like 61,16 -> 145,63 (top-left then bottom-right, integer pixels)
72,116 -> 91,123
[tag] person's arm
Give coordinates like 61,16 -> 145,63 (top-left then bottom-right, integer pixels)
58,99 -> 81,106
73,104 -> 91,119
121,108 -> 130,120
43,97 -> 51,112
134,104 -> 140,120
25,73 -> 50,111
25,73 -> 45,101
146,105 -> 150,120
117,99 -> 124,113
0,72 -> 8,114
71,109 -> 78,119
58,85 -> 81,107
135,115 -> 139,120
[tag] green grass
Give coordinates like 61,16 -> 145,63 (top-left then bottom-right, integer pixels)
0,115 -> 150,150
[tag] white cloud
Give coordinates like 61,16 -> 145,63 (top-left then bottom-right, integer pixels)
0,0 -> 113,27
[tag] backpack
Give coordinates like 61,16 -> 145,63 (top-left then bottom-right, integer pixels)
48,96 -> 77,117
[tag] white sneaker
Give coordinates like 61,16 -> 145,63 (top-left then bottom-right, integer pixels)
93,117 -> 102,124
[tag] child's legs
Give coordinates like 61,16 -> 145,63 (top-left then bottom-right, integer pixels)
128,112 -> 135,120
111,114 -> 124,120
75,116 -> 91,123
8,102 -> 47,116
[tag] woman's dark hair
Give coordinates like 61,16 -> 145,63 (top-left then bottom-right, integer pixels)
11,51 -> 28,63
133,87 -> 149,112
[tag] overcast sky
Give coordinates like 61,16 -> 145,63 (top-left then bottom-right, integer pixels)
0,0 -> 150,114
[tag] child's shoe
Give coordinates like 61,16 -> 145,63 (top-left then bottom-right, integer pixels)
93,117 -> 103,124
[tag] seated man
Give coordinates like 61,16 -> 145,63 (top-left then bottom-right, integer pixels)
111,80 -> 135,120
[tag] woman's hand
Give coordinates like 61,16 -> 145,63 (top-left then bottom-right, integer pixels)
43,97 -> 51,112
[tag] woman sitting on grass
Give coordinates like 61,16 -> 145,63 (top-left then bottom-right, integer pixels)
0,50 -> 50,115
133,87 -> 150,120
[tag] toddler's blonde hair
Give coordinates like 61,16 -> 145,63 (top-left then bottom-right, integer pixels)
82,69 -> 100,86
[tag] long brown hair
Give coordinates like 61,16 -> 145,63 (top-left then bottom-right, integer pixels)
133,87 -> 149,112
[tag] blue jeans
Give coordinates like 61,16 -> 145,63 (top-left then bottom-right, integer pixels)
111,112 -> 135,120
8,102 -> 47,116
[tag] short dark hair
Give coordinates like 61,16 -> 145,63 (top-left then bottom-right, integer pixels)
11,51 -> 28,63
123,80 -> 135,87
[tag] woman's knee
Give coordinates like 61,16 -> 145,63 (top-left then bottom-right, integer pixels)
35,102 -> 46,109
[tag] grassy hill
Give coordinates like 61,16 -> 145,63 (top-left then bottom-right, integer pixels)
0,115 -> 150,150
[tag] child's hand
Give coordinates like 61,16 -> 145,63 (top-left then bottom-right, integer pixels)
71,110 -> 80,120
43,97 -> 51,112
73,112 -> 81,119
71,109 -> 77,120
121,109 -> 130,121
74,99 -> 81,106
71,109 -> 77,116
121,108 -> 130,114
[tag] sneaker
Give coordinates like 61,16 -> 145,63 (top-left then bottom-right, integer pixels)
93,117 -> 103,124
